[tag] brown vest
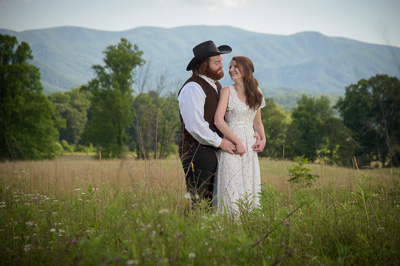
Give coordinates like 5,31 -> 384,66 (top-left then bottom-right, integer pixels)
178,75 -> 224,144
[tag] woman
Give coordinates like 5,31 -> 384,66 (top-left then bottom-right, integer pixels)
214,56 -> 266,215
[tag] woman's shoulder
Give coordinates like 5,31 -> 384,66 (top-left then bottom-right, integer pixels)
221,85 -> 233,94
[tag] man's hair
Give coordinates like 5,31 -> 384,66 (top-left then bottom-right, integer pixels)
192,58 -> 211,76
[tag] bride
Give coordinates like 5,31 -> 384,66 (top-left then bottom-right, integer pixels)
213,56 -> 266,216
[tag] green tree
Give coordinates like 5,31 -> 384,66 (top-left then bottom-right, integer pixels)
259,98 -> 289,158
48,87 -> 90,148
130,91 -> 180,159
286,95 -> 334,162
0,34 -> 64,160
154,92 -> 180,159
131,92 -> 157,159
81,38 -> 144,158
336,74 -> 400,167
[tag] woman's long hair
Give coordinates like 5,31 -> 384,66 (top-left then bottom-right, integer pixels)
232,56 -> 263,110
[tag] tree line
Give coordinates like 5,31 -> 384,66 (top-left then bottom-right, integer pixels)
1,34 -> 399,167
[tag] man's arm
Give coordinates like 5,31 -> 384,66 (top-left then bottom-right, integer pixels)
178,82 -> 222,147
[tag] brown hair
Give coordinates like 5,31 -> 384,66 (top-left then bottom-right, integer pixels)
192,58 -> 210,76
232,56 -> 263,110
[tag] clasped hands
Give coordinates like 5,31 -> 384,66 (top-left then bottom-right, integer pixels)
220,132 -> 265,155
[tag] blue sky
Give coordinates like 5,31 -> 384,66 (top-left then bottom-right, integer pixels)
0,0 -> 399,46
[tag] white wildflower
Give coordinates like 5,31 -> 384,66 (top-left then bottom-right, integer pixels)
158,209 -> 169,214
23,244 -> 33,252
189,253 -> 196,259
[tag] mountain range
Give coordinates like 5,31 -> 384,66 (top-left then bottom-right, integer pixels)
1,25 -> 399,99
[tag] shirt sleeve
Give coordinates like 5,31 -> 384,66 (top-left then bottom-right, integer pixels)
178,82 -> 222,147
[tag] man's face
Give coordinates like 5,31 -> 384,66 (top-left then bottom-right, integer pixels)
205,55 -> 224,80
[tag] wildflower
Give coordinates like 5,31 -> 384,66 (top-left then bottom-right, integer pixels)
0,202 -> 6,208
50,228 -> 56,233
126,260 -> 139,265
184,193 -> 191,199
176,233 -> 182,238
280,242 -> 285,247
285,221 -> 290,226
194,194 -> 200,200
23,244 -> 33,252
113,257 -> 120,262
158,209 -> 169,214
74,188 -> 81,191
188,253 -> 196,259
72,239 -> 77,244
25,221 -> 37,227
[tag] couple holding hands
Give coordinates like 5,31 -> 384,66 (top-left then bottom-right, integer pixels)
178,40 -> 265,215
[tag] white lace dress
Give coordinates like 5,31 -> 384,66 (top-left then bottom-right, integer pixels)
214,85 -> 265,215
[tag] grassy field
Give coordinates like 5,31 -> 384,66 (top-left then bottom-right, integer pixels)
0,155 -> 399,265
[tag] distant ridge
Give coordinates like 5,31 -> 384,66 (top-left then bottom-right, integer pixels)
1,25 -> 399,96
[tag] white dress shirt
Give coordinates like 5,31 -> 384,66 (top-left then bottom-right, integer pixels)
178,74 -> 222,148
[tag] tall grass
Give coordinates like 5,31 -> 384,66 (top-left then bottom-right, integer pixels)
0,155 -> 399,265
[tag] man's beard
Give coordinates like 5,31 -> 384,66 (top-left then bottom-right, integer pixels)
204,66 -> 224,80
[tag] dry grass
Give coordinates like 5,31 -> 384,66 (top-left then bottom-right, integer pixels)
1,154 -> 396,198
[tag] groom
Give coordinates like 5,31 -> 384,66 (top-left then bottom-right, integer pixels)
178,40 -> 236,204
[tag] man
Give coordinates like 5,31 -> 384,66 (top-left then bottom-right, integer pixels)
178,40 -> 236,204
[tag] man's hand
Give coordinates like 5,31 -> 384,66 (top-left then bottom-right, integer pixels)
235,142 -> 246,156
219,138 -> 236,155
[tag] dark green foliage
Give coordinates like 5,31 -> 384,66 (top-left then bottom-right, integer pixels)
259,98 -> 288,158
0,34 -> 63,160
286,95 -> 336,162
48,88 -> 90,148
336,74 -> 400,167
131,91 -> 180,159
81,38 -> 144,158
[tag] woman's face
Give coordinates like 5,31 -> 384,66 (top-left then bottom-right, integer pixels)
229,60 -> 243,82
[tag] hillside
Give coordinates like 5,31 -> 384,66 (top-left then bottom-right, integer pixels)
1,25 -> 399,98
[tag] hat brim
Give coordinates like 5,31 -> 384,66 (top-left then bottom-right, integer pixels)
186,45 -> 232,71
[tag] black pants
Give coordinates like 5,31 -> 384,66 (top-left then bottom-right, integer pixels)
179,142 -> 218,203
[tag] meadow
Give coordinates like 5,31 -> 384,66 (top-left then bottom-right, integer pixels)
0,155 -> 399,265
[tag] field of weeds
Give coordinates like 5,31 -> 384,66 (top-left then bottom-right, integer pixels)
1,155 -> 399,265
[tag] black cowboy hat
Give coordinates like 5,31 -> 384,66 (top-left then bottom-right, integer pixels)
186,40 -> 232,71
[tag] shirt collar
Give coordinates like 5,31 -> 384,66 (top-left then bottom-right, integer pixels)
199,74 -> 217,86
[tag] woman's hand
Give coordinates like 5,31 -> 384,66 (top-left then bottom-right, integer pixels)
252,137 -> 266,152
